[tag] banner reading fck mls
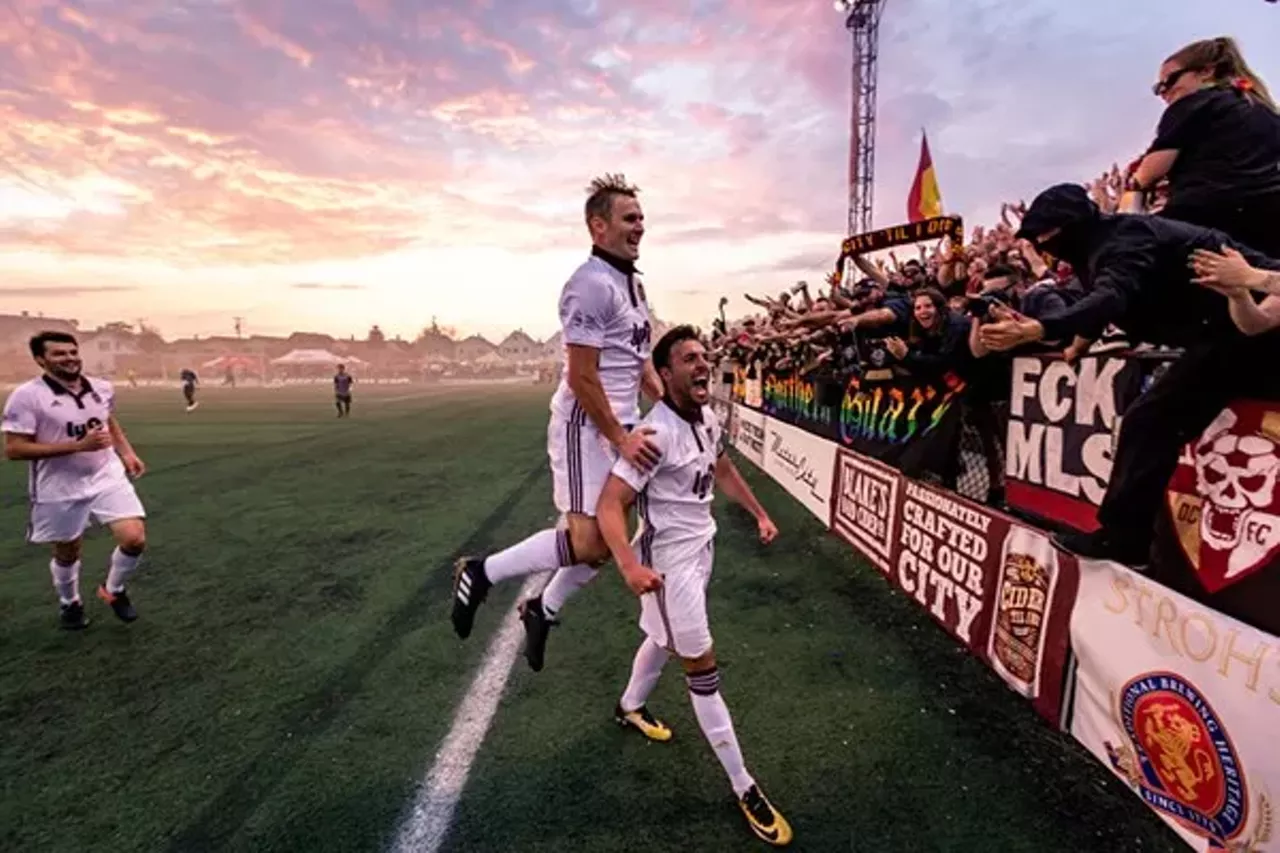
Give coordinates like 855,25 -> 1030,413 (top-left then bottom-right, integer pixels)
1068,561 -> 1278,851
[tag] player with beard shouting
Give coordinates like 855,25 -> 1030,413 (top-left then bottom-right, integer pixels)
596,325 -> 792,847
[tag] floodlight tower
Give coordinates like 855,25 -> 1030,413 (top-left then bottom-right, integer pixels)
835,0 -> 887,235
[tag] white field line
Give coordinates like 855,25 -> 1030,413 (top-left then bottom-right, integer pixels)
390,574 -> 543,853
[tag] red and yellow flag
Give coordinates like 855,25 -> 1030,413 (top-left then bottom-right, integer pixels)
907,130 -> 943,223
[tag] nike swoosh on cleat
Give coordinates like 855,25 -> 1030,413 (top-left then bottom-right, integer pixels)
754,825 -> 779,842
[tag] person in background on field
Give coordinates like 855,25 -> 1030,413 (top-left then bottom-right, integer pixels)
1,332 -> 149,630
334,363 -> 354,417
180,367 -> 199,412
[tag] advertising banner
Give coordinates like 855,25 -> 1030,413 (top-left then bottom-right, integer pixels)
1068,561 -> 1278,851
732,404 -> 766,470
762,418 -> 837,526
832,450 -> 901,574
890,479 -> 1078,722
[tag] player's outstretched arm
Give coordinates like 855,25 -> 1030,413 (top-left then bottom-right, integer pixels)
714,453 -> 778,544
598,475 -> 662,596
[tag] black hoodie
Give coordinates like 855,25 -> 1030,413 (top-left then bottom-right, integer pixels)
1015,184 -> 1280,347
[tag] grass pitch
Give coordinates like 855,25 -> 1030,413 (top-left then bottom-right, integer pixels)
0,383 -> 1181,852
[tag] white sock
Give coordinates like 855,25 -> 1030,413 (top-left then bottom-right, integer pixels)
50,559 -> 81,605
620,638 -> 668,712
688,668 -> 755,797
106,547 -> 141,594
484,528 -> 574,584
541,564 -> 597,616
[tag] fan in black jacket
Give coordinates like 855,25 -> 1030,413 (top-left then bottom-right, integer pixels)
980,183 -> 1280,566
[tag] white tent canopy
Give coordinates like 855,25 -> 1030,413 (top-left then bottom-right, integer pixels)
270,349 -> 366,366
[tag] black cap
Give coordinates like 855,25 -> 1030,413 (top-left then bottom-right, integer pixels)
1015,183 -> 1100,240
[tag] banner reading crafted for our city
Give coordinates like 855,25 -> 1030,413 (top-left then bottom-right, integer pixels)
1068,561 -> 1279,851
829,450 -> 1079,724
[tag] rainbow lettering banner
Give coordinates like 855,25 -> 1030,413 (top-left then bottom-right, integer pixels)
839,371 -> 967,478
754,367 -> 968,481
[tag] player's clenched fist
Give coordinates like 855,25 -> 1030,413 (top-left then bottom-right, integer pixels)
79,426 -> 113,452
620,563 -> 662,597
757,515 -> 779,545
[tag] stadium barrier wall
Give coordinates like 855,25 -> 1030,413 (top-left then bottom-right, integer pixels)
710,388 -> 1280,853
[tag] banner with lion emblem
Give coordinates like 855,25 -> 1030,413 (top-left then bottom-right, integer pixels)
1067,560 -> 1277,851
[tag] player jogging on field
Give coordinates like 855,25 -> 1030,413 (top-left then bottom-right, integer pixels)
451,173 -> 664,671
180,367 -> 198,412
334,363 -> 354,417
2,332 -> 149,630
596,325 -> 791,847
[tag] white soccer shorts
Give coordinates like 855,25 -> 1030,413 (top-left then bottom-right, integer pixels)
639,539 -> 715,659
548,406 -> 621,517
27,481 -> 146,544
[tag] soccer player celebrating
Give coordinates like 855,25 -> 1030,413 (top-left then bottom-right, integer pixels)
2,332 -> 149,629
179,367 -> 199,412
333,363 -> 354,417
451,174 -> 664,671
596,325 -> 792,847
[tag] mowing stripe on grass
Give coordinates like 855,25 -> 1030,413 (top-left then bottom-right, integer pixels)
164,464 -> 546,853
390,574 -> 542,853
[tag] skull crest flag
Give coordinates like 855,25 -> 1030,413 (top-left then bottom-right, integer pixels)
1167,402 -> 1280,593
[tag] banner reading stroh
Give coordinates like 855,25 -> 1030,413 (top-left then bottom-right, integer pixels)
1067,561 -> 1277,851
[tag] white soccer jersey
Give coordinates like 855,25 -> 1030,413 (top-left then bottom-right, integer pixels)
550,248 -> 653,427
612,401 -> 724,556
1,375 -> 128,503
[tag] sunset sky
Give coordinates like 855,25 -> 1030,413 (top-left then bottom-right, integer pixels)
1,1 -> 1278,344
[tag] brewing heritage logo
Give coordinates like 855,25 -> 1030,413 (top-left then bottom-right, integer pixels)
1104,671 -> 1268,850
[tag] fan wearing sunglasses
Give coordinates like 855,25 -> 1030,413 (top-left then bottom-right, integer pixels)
1126,37 -> 1280,257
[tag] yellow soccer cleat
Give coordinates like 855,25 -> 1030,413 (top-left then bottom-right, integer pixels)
738,784 -> 793,847
613,704 -> 673,742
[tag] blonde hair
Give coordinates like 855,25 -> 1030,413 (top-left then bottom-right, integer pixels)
1166,36 -> 1276,112
584,173 -> 639,224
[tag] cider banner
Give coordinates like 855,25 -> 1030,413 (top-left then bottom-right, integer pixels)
828,456 -> 1079,724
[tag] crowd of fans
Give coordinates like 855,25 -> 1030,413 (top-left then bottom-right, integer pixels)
709,35 -> 1280,511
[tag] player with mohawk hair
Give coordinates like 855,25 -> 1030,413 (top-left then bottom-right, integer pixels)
450,174 -> 665,672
